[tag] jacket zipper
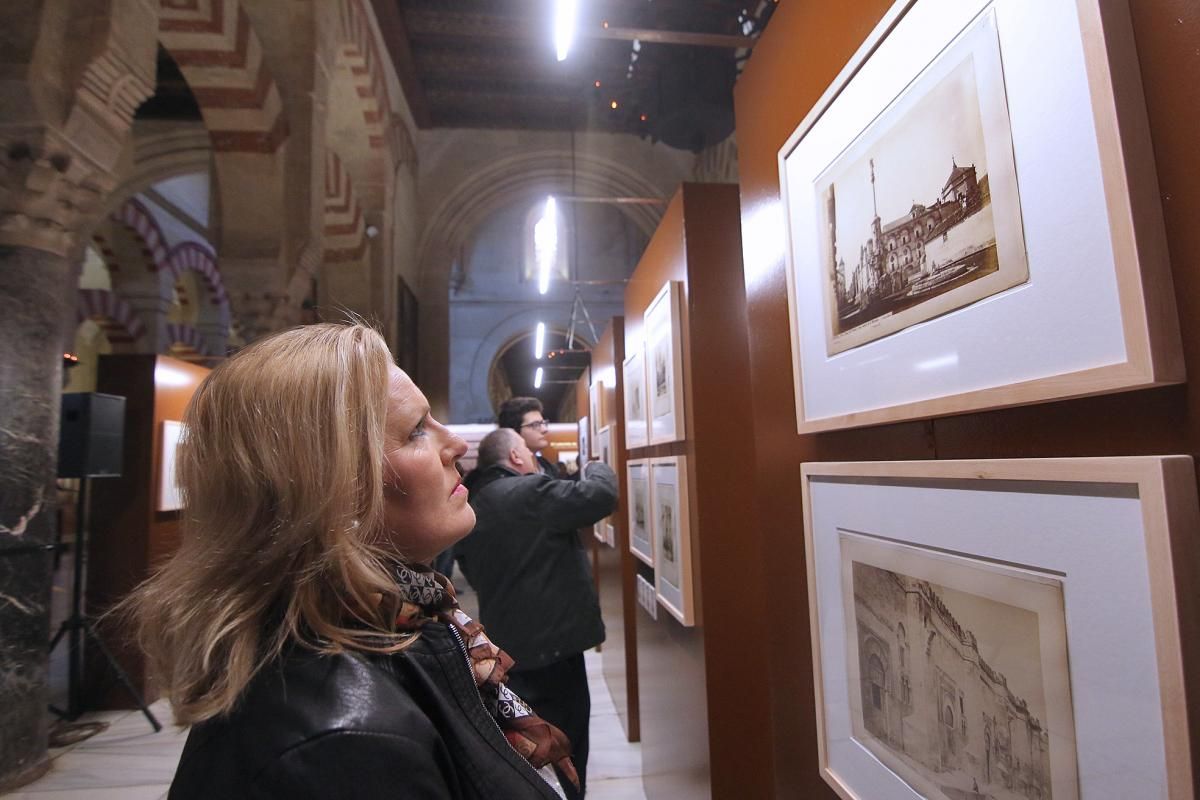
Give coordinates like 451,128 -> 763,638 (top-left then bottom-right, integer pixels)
446,624 -> 517,746
446,624 -> 563,797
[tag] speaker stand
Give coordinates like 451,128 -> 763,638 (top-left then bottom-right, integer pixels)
48,476 -> 161,733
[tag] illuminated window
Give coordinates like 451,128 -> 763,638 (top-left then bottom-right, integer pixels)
523,200 -> 570,285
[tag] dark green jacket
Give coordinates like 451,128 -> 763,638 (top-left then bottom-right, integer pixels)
457,462 -> 618,670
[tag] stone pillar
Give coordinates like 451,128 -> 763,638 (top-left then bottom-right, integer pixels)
121,286 -> 171,353
0,0 -> 156,787
0,245 -> 71,791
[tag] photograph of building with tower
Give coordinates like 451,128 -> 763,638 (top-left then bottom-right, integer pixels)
816,44 -> 1029,355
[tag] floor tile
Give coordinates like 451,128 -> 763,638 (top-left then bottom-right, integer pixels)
586,776 -> 649,800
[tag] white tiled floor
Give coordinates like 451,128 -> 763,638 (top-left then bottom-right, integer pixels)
5,650 -> 644,799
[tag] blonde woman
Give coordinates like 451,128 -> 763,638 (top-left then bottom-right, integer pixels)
130,324 -> 574,799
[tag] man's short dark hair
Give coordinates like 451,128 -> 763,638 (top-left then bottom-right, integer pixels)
477,428 -> 522,470
497,396 -> 544,431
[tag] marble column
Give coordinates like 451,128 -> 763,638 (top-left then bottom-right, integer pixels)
0,246 -> 71,791
0,0 -> 157,787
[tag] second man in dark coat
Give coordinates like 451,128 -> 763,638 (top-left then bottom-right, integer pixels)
457,427 -> 618,800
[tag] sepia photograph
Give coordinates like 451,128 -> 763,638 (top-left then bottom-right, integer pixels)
816,13 -> 1028,355
644,280 -> 685,443
840,532 -> 1077,800
656,484 -> 680,588
653,341 -> 670,417
577,415 -> 589,463
628,461 -> 653,565
624,350 -> 648,449
651,456 -> 693,625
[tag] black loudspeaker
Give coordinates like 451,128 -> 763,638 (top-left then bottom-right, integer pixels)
58,393 -> 126,478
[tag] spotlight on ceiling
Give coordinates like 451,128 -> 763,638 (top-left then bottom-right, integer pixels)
534,366 -> 544,389
534,196 -> 558,295
535,322 -> 546,359
554,0 -> 578,62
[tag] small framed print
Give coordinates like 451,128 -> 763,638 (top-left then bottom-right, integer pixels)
627,459 -> 653,567
577,416 -> 590,462
622,346 -> 648,450
589,380 -> 604,442
801,457 -> 1200,800
651,455 -> 694,626
644,281 -> 686,444
157,420 -> 186,512
596,425 -> 613,468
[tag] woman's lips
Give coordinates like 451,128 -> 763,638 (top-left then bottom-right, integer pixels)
451,482 -> 468,498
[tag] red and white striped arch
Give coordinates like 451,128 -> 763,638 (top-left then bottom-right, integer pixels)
76,289 -> 148,347
158,0 -> 288,153
112,198 -> 171,273
167,241 -> 228,308
166,322 -> 208,356
323,150 -> 367,265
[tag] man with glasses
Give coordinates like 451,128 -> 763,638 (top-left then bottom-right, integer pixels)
498,396 -> 557,477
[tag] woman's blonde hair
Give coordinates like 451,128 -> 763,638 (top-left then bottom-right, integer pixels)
127,323 -> 410,725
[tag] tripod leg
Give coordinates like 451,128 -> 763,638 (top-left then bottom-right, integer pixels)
80,620 -> 162,732
48,619 -> 71,653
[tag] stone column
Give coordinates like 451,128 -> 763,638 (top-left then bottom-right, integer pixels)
0,243 -> 71,790
0,0 -> 156,788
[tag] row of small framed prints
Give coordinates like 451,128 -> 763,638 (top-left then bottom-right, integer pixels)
621,280 -> 686,449
626,456 -> 693,626
800,455 -> 1197,800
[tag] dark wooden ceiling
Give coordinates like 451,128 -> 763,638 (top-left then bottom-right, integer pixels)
371,0 -> 776,149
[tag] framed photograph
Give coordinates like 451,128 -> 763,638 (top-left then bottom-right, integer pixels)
157,420 -> 186,512
622,347 -> 648,450
644,281 -> 687,444
577,415 -> 589,462
651,455 -> 694,626
627,459 -> 653,566
589,380 -> 604,442
802,457 -> 1199,800
779,0 -> 1182,432
596,425 -> 613,468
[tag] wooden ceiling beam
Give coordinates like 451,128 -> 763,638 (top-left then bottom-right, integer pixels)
370,0 -> 433,128
403,8 -> 753,49
587,25 -> 754,49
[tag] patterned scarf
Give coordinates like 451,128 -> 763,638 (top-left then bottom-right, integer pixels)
391,563 -> 580,791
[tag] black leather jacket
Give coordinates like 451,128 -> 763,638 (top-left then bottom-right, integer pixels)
168,623 -> 561,799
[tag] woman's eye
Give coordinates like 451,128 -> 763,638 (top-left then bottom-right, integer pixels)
409,422 -> 427,440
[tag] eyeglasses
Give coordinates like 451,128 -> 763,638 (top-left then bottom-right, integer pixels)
520,420 -> 549,431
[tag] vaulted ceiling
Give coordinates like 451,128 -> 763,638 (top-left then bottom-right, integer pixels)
371,0 -> 776,151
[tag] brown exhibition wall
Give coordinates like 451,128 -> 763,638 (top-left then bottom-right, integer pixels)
88,355 -> 208,708
624,184 -> 771,799
586,319 -> 640,742
733,1 -> 1200,796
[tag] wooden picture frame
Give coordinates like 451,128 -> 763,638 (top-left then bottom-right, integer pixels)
779,0 -> 1183,433
589,380 -> 604,444
644,281 -> 687,444
622,346 -> 649,450
596,425 -> 613,468
577,415 -> 589,462
651,455 -> 695,626
627,459 -> 653,566
157,420 -> 186,512
801,457 -> 1198,800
